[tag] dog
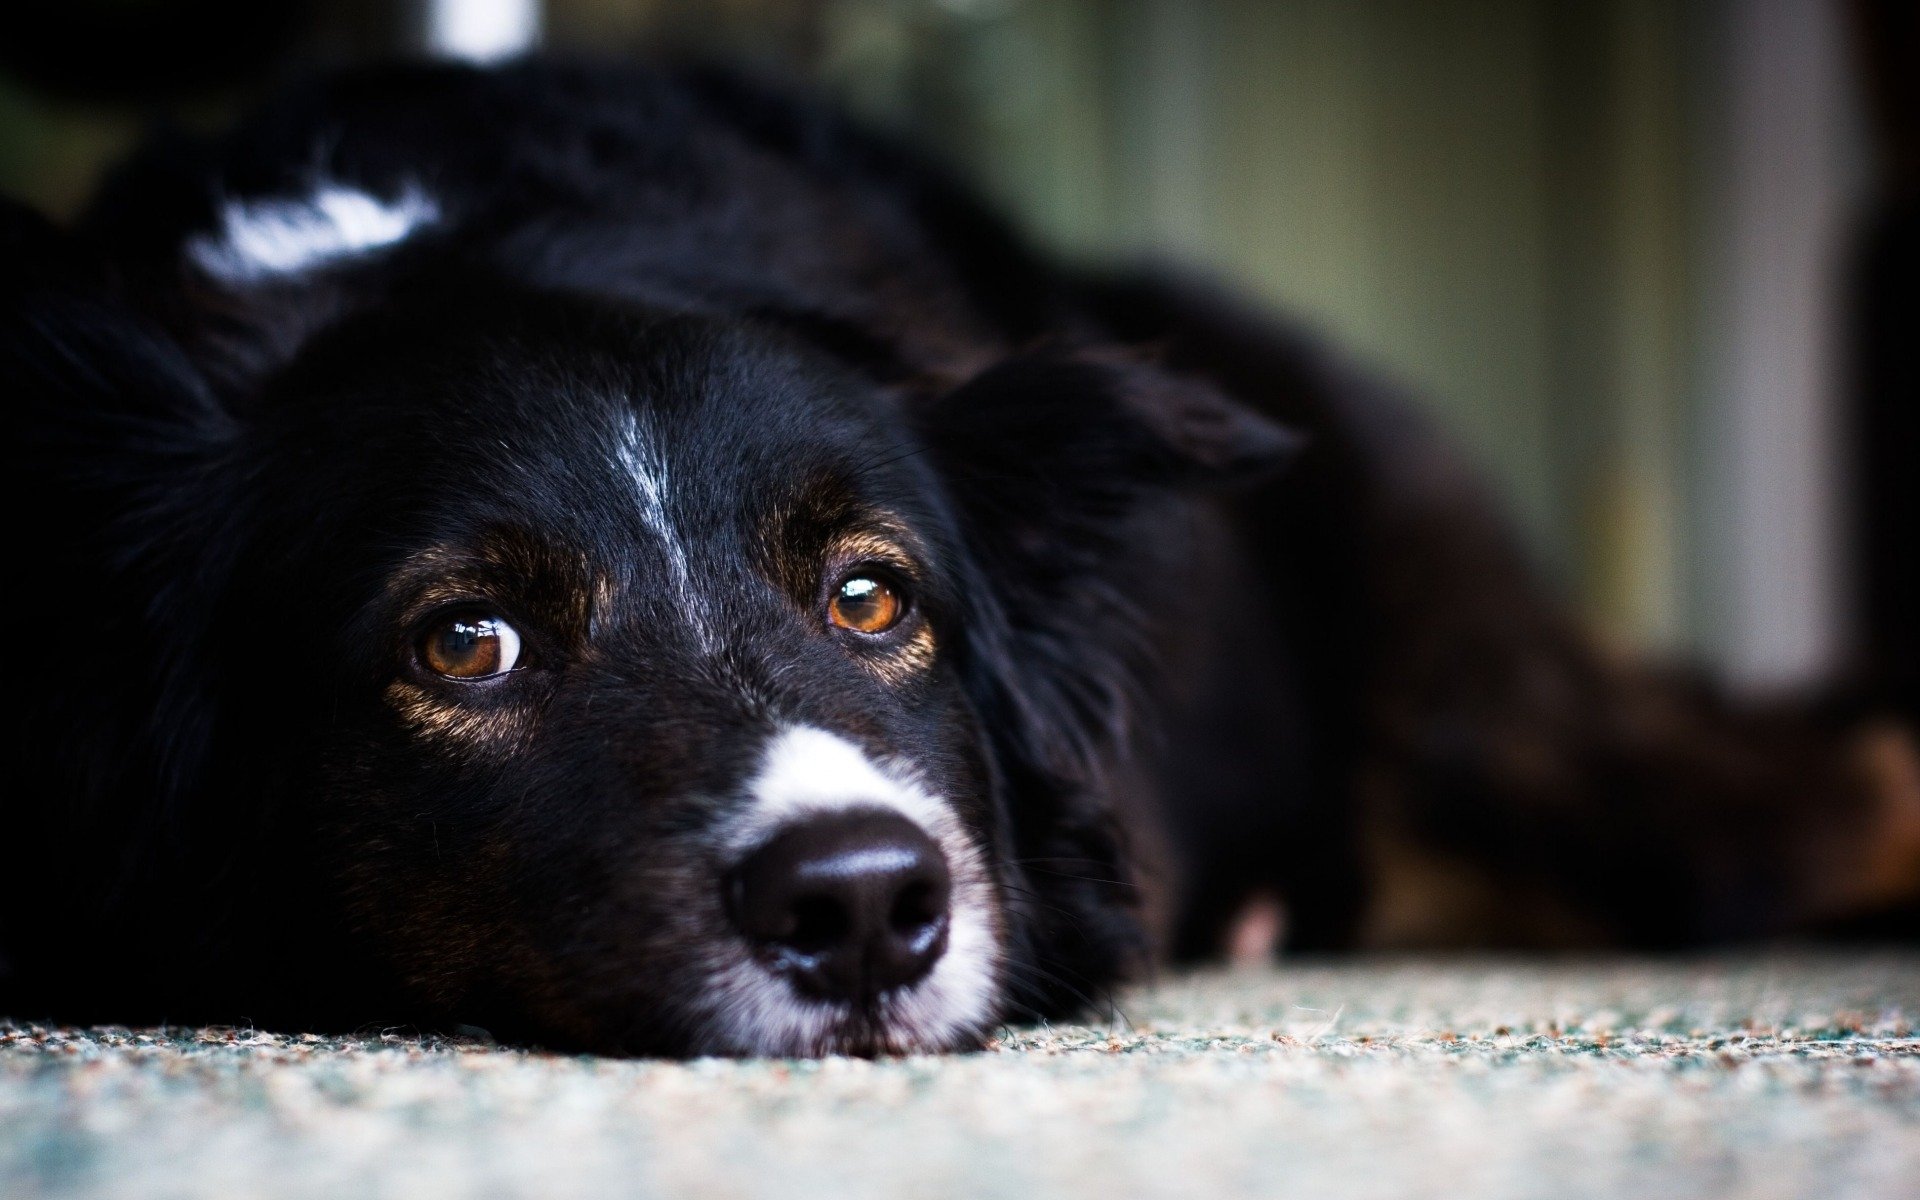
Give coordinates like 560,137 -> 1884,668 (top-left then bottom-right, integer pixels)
4,61 -> 1916,1057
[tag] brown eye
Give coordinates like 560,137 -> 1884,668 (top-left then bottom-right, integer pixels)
828,576 -> 904,635
419,613 -> 523,679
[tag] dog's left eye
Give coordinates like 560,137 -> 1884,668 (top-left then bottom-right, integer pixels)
419,613 -> 523,680
829,575 -> 905,635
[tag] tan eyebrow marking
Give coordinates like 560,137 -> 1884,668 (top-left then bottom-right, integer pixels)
829,528 -> 923,574
382,535 -> 593,629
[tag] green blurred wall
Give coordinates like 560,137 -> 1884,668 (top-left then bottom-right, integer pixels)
817,0 -> 1702,652
0,0 -> 1766,658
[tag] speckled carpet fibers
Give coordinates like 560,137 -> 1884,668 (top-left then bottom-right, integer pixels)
4,955 -> 1918,1200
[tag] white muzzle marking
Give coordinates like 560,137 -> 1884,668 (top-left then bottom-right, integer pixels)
701,726 -> 1001,1055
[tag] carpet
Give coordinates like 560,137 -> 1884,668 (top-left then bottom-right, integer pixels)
5,953 -> 1917,1199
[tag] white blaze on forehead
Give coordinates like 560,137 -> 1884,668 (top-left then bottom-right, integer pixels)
615,412 -> 717,651
187,184 -> 439,281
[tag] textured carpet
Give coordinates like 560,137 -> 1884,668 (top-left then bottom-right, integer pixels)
4,954 -> 1918,1200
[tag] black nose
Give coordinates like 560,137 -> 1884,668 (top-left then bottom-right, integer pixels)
729,809 -> 952,1003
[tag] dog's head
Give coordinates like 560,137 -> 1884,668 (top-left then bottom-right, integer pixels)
7,162 -> 1292,1055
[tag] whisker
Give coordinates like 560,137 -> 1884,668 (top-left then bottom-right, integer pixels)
999,881 -> 1104,946
1000,957 -> 1134,1032
1014,864 -> 1142,891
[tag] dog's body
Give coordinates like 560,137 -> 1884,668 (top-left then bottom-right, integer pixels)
4,62 -> 1915,1056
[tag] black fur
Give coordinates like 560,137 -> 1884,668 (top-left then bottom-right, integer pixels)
3,61 -> 1912,1055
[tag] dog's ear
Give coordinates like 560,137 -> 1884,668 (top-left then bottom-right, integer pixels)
4,197 -> 234,841
927,346 -> 1300,502
923,347 -> 1296,1008
922,345 -> 1299,781
3,196 -> 236,584
4,197 -> 233,448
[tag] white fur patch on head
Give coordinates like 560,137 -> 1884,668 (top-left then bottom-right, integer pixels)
614,412 -> 717,652
702,726 -> 1003,1055
188,184 -> 439,281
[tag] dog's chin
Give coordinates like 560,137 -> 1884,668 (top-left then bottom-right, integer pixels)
702,993 -> 992,1059
692,950 -> 1001,1058
736,998 -> 992,1058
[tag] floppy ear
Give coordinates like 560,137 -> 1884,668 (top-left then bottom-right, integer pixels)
922,346 -> 1298,1011
922,344 -> 1299,778
5,198 -> 233,455
930,345 -> 1300,501
3,196 -> 235,846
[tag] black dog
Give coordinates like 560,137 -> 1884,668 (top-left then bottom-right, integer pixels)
4,62 -> 1915,1057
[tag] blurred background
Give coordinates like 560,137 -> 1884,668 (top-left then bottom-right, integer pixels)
3,0 -> 1912,700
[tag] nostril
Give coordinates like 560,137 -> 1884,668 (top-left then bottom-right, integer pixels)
788,893 -> 852,953
728,808 -> 953,1002
889,880 -> 945,937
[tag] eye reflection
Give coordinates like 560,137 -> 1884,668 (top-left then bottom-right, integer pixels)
419,613 -> 522,679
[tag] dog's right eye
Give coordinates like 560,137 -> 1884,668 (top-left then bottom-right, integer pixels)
418,613 -> 523,680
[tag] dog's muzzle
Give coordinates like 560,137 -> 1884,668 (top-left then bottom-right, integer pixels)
699,725 -> 998,1055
